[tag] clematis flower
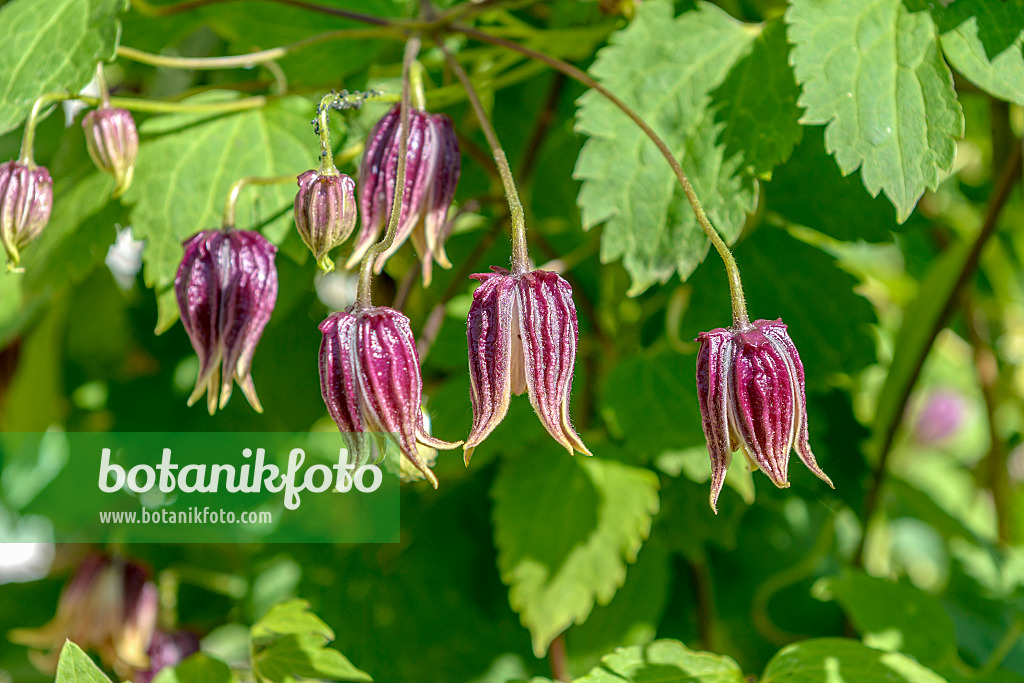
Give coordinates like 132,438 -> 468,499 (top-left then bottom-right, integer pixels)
0,160 -> 53,269
10,554 -> 158,676
347,104 -> 461,285
293,169 -> 357,272
82,107 -> 139,198
696,318 -> 833,512
319,305 -> 461,487
464,266 -> 590,462
175,229 -> 278,415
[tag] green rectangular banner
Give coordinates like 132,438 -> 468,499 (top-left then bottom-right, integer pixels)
0,432 -> 400,543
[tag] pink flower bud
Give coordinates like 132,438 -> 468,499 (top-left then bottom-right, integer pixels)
294,169 -> 357,272
136,630 -> 200,683
83,107 -> 139,198
465,266 -> 590,462
319,305 -> 461,486
174,229 -> 278,415
0,160 -> 53,268
696,319 -> 833,512
10,554 -> 158,676
348,105 -> 461,285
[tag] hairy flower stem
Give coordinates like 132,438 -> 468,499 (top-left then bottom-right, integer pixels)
435,37 -> 529,274
315,94 -> 341,174
116,29 -> 401,70
354,37 -> 421,309
222,175 -> 296,228
449,23 -> 749,324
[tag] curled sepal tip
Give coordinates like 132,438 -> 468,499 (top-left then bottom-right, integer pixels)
696,318 -> 833,513
465,266 -> 590,462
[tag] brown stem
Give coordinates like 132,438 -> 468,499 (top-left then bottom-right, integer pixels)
519,71 -> 567,183
964,294 -> 1012,543
548,633 -> 571,682
854,140 -> 1023,566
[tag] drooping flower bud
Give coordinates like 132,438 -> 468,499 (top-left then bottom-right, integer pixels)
465,266 -> 590,462
294,169 -> 357,272
0,160 -> 53,269
175,229 -> 278,415
319,305 -> 461,487
696,318 -> 833,513
83,107 -> 139,198
10,554 -> 158,676
348,104 -> 461,285
135,630 -> 200,683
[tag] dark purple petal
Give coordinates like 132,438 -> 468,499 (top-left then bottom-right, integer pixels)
174,229 -> 277,414
83,107 -> 139,198
349,106 -> 400,268
516,270 -> 589,456
695,327 -> 734,513
0,160 -> 53,267
464,267 -> 518,462
423,114 -> 460,269
135,630 -> 201,683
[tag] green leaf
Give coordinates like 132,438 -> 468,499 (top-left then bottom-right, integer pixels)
251,598 -> 335,643
492,450 -> 660,657
767,126 -> 901,242
567,539 -> 672,674
125,93 -> 315,331
714,19 -> 803,177
601,352 -> 704,461
575,640 -> 744,683
762,638 -> 949,683
787,0 -> 964,221
932,0 -> 1024,105
253,633 -> 372,683
151,653 -> 235,683
870,239 -> 971,457
822,571 -> 957,665
0,0 -> 125,135
54,641 -> 112,683
574,1 -> 760,295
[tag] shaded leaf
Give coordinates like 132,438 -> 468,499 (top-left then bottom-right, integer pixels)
254,633 -> 372,683
787,0 -> 964,221
0,0 -> 125,135
575,639 -> 744,683
762,638 -> 948,683
251,598 -> 334,643
492,449 -> 660,656
932,0 -> 1024,105
151,653 -> 235,683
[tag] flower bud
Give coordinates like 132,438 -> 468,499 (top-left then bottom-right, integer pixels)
294,169 -> 357,272
696,318 -> 833,512
348,105 -> 461,285
83,107 -> 139,198
465,266 -> 590,462
911,389 -> 967,445
10,554 -> 158,676
175,229 -> 278,415
319,305 -> 461,486
0,160 -> 53,268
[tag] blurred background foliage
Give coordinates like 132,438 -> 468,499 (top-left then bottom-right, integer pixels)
1,0 -> 1024,681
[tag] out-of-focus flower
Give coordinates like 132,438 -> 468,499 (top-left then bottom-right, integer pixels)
10,554 -> 158,676
464,266 -> 590,462
83,107 -> 139,198
911,389 -> 967,445
293,169 -> 357,272
319,305 -> 461,486
135,630 -> 201,683
174,229 -> 278,414
348,104 -> 461,285
0,160 -> 53,269
696,318 -> 833,512
105,225 -> 145,290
